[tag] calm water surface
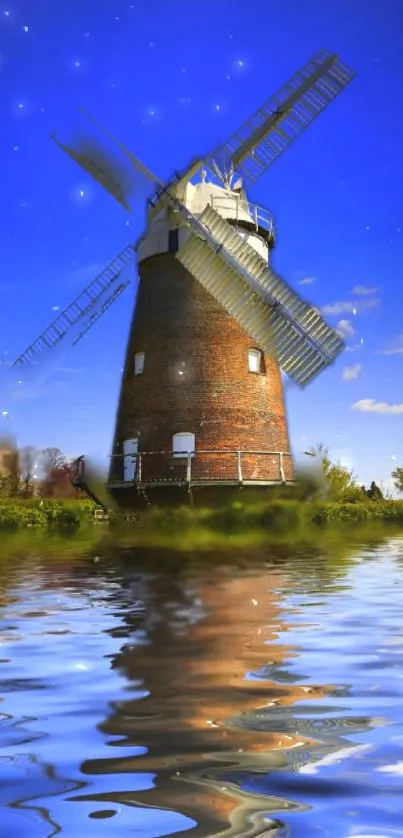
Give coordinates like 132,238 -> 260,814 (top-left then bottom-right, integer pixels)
1,536 -> 403,837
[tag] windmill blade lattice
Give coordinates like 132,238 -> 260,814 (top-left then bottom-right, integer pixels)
14,245 -> 135,367
205,49 -> 355,190
175,205 -> 344,387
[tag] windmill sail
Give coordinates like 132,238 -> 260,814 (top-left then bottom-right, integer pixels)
51,134 -> 132,211
205,49 -> 355,190
14,246 -> 134,366
175,205 -> 343,387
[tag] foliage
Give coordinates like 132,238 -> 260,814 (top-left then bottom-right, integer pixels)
392,466 -> 403,495
311,500 -> 403,524
0,499 -> 97,531
365,481 -> 384,501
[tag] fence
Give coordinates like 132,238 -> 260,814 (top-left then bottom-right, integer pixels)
108,449 -> 293,488
209,194 -> 275,239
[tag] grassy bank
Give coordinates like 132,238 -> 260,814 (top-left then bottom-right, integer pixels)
1,496 -> 403,538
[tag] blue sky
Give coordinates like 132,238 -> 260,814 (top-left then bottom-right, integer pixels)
0,0 -> 402,491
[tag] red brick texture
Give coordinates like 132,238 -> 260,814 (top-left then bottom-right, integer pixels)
109,252 -> 294,488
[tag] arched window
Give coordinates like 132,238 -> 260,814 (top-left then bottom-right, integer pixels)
248,347 -> 264,373
172,432 -> 195,459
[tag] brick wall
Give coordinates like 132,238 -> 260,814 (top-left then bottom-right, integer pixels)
109,253 -> 293,486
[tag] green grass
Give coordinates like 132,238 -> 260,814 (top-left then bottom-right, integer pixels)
1,497 -> 403,555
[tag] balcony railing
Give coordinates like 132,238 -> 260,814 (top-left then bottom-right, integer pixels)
108,449 -> 293,489
209,195 -> 275,238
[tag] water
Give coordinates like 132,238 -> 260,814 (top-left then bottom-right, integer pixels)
1,536 -> 403,837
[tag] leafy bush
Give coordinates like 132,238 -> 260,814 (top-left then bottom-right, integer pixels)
0,499 -> 97,531
312,500 -> 403,524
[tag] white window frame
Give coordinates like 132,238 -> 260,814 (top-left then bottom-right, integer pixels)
134,351 -> 145,376
123,438 -> 139,482
248,347 -> 262,373
172,432 -> 195,459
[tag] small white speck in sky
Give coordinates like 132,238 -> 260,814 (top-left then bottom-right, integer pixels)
214,104 -> 221,111
83,32 -> 90,37
149,41 -> 154,48
18,103 -> 24,109
397,227 -> 401,232
236,59 -> 244,67
22,25 -> 29,32
13,145 -> 19,151
225,74 -> 232,80
115,16 -> 120,20
74,60 -> 81,68
352,307 -> 357,315
365,225 -> 370,230
52,305 -> 60,311
4,10 -> 10,16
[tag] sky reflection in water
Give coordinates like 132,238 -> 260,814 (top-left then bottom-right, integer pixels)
0,537 -> 403,837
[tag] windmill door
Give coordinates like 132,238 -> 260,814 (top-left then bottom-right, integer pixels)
123,438 -> 139,482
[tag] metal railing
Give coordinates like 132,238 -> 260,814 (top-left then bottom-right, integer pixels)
108,449 -> 293,488
210,194 -> 275,238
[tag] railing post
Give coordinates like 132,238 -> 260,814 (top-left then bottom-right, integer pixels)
279,452 -> 285,483
237,450 -> 243,483
137,453 -> 142,485
186,452 -> 192,484
254,205 -> 258,230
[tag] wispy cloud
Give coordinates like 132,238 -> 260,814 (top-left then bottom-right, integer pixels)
322,298 -> 380,315
350,284 -> 380,296
56,366 -> 85,374
68,262 -> 106,285
352,399 -> 403,415
378,335 -> 403,356
342,363 -> 362,381
298,276 -> 316,285
336,319 -> 355,337
345,341 -> 364,352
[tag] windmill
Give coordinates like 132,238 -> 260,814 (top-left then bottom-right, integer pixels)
13,49 -> 355,502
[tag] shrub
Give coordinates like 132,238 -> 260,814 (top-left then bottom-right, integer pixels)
0,498 -> 97,531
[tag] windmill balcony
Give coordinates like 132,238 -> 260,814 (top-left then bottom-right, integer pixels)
209,195 -> 275,246
108,448 -> 293,490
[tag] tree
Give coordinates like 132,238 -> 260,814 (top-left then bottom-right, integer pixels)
19,446 -> 38,498
39,447 -> 79,499
392,466 -> 403,495
305,443 -> 362,501
366,481 -> 384,501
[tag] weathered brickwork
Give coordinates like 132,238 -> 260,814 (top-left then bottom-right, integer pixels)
109,252 -> 293,488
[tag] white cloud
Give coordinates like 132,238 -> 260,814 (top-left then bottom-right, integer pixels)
322,298 -> 380,315
350,284 -> 380,295
377,762 -> 403,776
351,399 -> 403,415
298,276 -> 315,285
337,319 -> 355,337
378,336 -> 403,356
342,363 -> 362,381
68,262 -> 106,285
345,342 -> 364,352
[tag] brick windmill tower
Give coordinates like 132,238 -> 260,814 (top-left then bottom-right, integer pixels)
13,50 -> 355,504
